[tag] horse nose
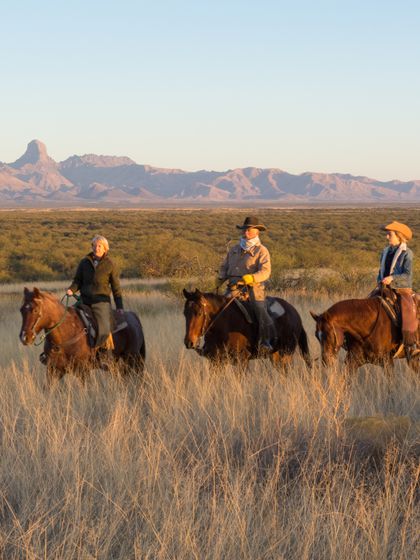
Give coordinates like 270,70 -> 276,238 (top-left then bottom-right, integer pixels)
184,338 -> 194,349
20,331 -> 27,345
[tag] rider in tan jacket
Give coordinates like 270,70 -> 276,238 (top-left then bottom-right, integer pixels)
217,216 -> 275,351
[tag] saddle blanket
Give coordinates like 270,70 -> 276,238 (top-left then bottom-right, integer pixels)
234,297 -> 285,324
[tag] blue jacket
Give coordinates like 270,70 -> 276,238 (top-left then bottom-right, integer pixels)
377,245 -> 413,288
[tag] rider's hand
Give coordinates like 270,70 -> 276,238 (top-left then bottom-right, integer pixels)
381,276 -> 393,285
242,274 -> 254,286
66,289 -> 73,296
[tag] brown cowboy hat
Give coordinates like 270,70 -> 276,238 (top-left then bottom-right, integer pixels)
383,221 -> 413,241
236,216 -> 266,231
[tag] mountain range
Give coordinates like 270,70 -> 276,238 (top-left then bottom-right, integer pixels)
0,140 -> 419,206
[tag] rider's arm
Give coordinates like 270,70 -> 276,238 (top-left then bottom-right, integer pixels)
377,249 -> 385,282
110,263 -> 124,309
391,250 -> 413,289
252,246 -> 271,284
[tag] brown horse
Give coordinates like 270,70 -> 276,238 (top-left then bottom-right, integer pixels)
310,289 -> 419,373
19,287 -> 146,384
183,289 -> 311,369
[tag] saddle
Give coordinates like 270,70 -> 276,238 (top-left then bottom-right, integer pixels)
233,297 -> 286,324
75,304 -> 129,348
376,288 -> 400,327
76,304 -> 97,347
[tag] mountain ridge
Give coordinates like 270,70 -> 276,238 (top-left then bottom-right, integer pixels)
0,140 -> 419,205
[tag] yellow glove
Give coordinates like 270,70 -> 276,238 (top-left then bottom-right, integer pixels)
242,274 -> 254,285
215,277 -> 225,289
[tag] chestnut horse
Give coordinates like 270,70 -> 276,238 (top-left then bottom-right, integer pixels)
310,289 -> 419,373
19,287 -> 146,384
183,289 -> 311,369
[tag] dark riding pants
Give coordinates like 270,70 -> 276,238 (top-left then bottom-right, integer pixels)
91,302 -> 112,347
248,287 -> 276,344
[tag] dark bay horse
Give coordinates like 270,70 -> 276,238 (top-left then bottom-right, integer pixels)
19,287 -> 146,384
183,289 -> 311,369
310,291 -> 420,373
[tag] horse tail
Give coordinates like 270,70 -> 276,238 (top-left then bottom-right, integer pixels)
131,311 -> 146,366
298,326 -> 311,367
121,311 -> 146,375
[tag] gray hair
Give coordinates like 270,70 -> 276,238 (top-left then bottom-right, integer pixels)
91,235 -> 109,252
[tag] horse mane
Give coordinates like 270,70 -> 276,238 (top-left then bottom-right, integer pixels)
33,289 -> 65,311
202,292 -> 229,306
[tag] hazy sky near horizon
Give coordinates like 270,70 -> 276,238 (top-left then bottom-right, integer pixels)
1,0 -> 420,180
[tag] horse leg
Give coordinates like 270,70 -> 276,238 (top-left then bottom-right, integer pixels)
271,351 -> 293,374
119,352 -> 146,379
381,355 -> 395,377
343,351 -> 364,376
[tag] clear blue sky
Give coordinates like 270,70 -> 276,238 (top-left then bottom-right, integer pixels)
1,0 -> 419,180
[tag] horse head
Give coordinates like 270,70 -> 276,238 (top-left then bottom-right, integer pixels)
310,310 -> 344,366
182,288 -> 212,349
19,287 -> 47,345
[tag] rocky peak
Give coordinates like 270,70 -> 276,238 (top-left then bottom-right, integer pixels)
10,139 -> 52,168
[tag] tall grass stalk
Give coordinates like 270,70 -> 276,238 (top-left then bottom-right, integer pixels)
0,291 -> 418,559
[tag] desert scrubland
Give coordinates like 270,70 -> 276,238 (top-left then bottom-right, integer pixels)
0,208 -> 419,559
0,278 -> 418,559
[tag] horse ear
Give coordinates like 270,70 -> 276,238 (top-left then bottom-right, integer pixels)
310,310 -> 319,321
183,288 -> 192,299
24,287 -> 29,296
194,289 -> 202,296
33,287 -> 41,299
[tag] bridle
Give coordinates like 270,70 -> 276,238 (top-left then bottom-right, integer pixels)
192,295 -> 239,341
316,323 -> 342,355
23,295 -> 75,347
21,300 -> 43,343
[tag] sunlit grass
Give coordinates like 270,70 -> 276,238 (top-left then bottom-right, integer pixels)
0,289 -> 418,558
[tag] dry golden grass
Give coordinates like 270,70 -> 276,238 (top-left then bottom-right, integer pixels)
0,287 -> 418,559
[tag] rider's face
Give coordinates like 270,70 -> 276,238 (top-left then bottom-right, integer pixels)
386,230 -> 399,247
92,241 -> 107,258
243,227 -> 260,240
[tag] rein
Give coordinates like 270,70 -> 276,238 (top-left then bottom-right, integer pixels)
199,293 -> 242,340
34,294 -> 77,347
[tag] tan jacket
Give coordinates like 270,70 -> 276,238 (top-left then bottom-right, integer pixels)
219,242 -> 271,300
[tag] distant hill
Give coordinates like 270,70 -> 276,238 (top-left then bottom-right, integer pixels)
1,140 -> 419,205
